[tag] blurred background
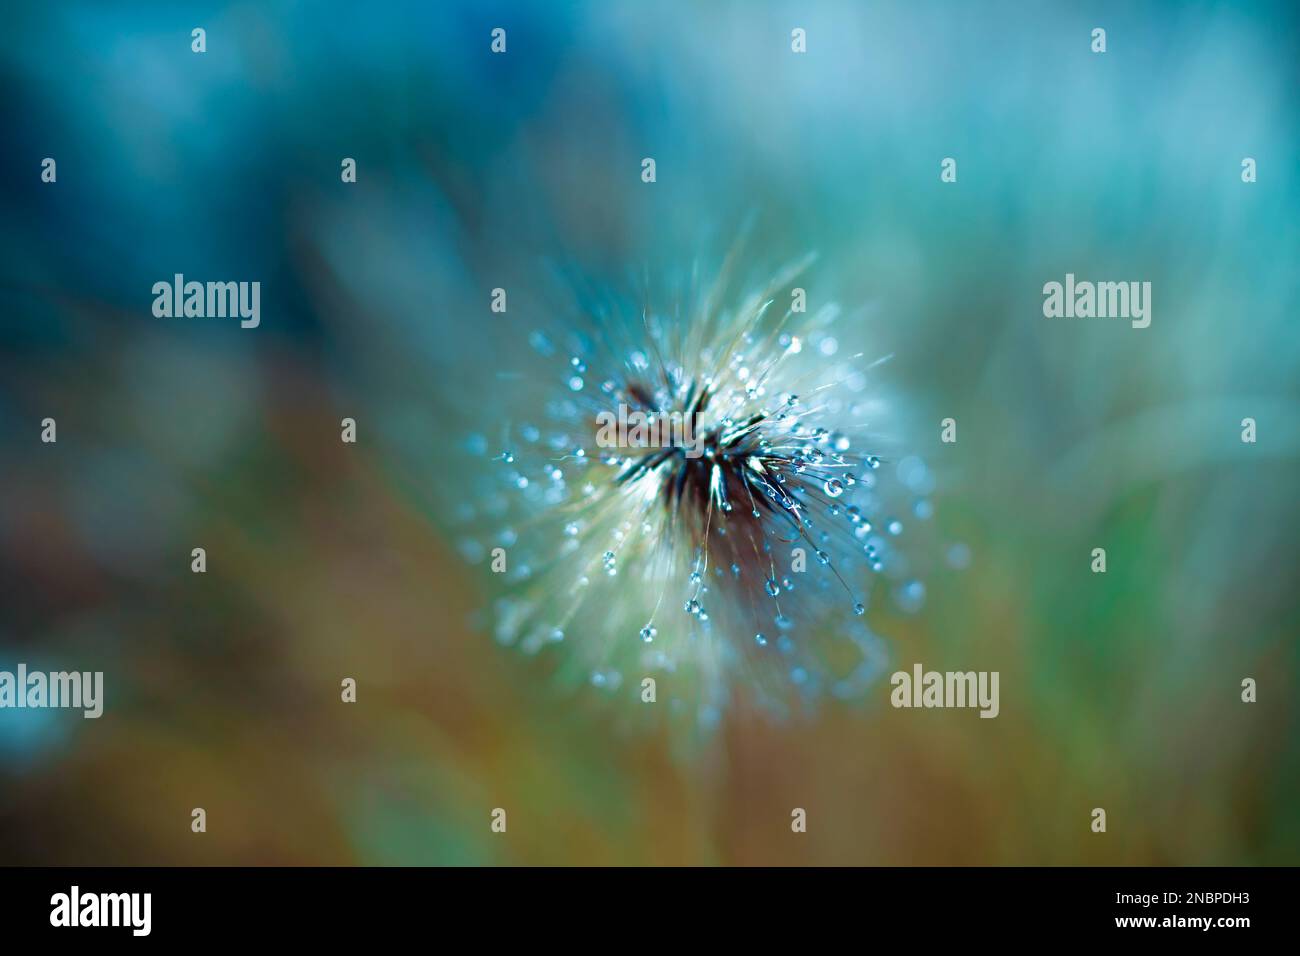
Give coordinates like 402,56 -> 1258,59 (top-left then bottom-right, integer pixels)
1,0 -> 1297,864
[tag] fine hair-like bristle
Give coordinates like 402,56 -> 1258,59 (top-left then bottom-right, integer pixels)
463,243 -> 935,724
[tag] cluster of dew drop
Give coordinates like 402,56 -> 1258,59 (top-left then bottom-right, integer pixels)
468,308 -> 941,706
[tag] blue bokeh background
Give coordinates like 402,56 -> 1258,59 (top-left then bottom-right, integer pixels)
1,1 -> 1297,863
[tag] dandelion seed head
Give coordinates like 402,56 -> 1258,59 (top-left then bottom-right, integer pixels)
461,244 -> 940,721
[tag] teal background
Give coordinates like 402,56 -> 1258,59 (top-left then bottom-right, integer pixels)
0,1 -> 1297,864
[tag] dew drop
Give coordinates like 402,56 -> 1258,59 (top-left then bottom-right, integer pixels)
896,579 -> 926,613
947,542 -> 972,569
